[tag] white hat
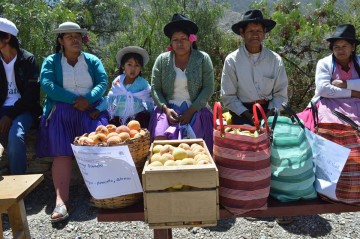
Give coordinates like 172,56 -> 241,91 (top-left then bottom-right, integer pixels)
116,46 -> 150,66
53,22 -> 87,34
0,18 -> 18,37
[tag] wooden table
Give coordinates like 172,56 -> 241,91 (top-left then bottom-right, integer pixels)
98,197 -> 360,239
0,174 -> 44,239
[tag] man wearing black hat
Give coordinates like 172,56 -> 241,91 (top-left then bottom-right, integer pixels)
220,9 -> 288,125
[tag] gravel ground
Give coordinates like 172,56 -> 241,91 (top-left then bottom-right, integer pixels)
2,175 -> 360,239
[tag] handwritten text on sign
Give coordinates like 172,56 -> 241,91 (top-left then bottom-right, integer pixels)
71,144 -> 143,199
305,129 -> 350,200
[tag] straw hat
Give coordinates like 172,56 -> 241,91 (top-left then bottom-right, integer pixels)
116,46 -> 150,66
53,22 -> 87,34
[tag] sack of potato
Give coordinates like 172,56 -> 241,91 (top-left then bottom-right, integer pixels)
74,120 -> 148,146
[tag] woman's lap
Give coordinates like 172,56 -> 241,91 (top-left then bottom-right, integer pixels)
318,98 -> 360,125
36,102 -> 109,157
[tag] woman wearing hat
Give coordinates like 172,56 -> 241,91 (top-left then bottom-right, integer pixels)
304,24 -> 360,125
221,9 -> 288,125
148,13 -> 214,152
0,17 -> 41,174
36,21 -> 108,223
90,46 -> 153,127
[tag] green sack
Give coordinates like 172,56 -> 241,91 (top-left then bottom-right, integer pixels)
266,108 -> 317,202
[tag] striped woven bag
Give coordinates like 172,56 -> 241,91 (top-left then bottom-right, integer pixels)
267,103 -> 317,202
316,111 -> 360,204
213,102 -> 271,215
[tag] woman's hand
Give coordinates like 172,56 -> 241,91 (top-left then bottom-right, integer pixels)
351,90 -> 360,98
331,79 -> 347,89
242,110 -> 254,124
73,96 -> 91,111
89,110 -> 100,119
178,106 -> 196,125
162,105 -> 179,125
166,108 -> 179,125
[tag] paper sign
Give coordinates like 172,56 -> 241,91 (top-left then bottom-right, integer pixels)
71,144 -> 143,199
305,129 -> 350,200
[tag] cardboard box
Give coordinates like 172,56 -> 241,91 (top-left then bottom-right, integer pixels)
142,139 -> 219,229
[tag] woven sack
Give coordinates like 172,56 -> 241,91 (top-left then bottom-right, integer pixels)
213,102 -> 271,215
267,103 -> 317,202
316,111 -> 360,204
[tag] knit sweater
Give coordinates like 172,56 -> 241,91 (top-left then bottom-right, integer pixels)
40,52 -> 108,117
151,49 -> 214,111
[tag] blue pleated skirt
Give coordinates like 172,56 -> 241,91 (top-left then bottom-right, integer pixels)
36,102 -> 109,157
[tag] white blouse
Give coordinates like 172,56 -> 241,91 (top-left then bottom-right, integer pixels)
168,63 -> 191,107
61,53 -> 93,96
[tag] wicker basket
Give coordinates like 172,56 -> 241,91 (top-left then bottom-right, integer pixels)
89,129 -> 150,209
90,192 -> 143,209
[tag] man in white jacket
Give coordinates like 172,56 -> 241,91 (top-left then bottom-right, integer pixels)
221,9 -> 288,125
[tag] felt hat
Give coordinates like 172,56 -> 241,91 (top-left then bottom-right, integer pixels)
163,13 -> 198,38
231,9 -> 276,35
326,24 -> 360,45
0,17 -> 18,37
53,22 -> 87,34
116,46 -> 150,66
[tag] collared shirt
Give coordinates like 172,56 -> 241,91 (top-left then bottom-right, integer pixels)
61,53 -> 93,96
221,45 -> 288,116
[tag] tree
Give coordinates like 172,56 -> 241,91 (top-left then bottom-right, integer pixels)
251,0 -> 359,111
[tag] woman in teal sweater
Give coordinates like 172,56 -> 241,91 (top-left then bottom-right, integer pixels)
36,22 -> 108,223
149,14 -> 214,152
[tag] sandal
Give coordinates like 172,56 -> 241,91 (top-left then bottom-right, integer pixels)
50,202 -> 69,223
276,216 -> 293,225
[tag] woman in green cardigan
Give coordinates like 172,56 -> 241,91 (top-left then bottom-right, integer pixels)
148,13 -> 214,152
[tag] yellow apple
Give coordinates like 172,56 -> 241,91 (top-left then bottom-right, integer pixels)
179,158 -> 196,165
148,161 -> 163,167
172,183 -> 184,190
178,143 -> 191,150
172,147 -> 188,160
164,160 -> 176,166
152,144 -> 163,154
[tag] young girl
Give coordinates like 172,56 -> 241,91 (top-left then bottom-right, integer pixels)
90,46 -> 153,127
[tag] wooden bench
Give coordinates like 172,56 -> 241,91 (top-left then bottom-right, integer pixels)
97,197 -> 360,239
0,174 -> 44,239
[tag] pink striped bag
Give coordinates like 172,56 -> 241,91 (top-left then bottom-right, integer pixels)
213,102 -> 272,215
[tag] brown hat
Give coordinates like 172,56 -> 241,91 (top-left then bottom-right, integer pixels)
231,9 -> 276,35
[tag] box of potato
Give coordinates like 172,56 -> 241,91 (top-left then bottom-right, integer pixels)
142,139 -> 219,229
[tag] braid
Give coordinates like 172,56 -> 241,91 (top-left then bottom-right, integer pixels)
353,46 -> 360,77
55,34 -> 63,53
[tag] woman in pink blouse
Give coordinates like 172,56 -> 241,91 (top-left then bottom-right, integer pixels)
311,24 -> 360,125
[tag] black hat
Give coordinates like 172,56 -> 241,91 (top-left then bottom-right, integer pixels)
163,13 -> 198,38
231,9 -> 276,35
326,24 -> 360,45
